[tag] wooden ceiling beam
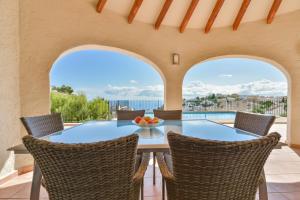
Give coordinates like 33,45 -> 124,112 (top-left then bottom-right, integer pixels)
155,0 -> 173,30
205,0 -> 225,33
128,0 -> 143,24
179,0 -> 200,33
267,0 -> 282,24
233,0 -> 251,31
96,0 -> 107,13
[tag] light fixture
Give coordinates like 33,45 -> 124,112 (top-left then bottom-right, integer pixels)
172,53 -> 180,65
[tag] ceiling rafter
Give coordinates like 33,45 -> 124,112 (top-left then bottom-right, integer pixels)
179,0 -> 200,33
267,0 -> 282,24
205,0 -> 225,33
95,0 -> 287,33
96,0 -> 107,13
154,0 -> 173,30
233,0 -> 251,31
128,0 -> 144,24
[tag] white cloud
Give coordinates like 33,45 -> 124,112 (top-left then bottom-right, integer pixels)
183,79 -> 287,99
104,84 -> 164,99
218,74 -> 233,78
130,80 -> 138,84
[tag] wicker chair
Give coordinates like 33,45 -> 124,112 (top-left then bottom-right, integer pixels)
116,110 -> 145,120
153,109 -> 182,120
157,132 -> 280,200
234,111 -> 276,136
23,134 -> 150,200
20,113 -> 64,137
151,109 -> 182,185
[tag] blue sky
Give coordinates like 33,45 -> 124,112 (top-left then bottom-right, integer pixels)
183,58 -> 287,98
184,58 -> 286,85
51,50 -> 163,99
50,50 -> 287,100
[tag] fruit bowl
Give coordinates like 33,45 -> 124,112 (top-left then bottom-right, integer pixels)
132,116 -> 164,128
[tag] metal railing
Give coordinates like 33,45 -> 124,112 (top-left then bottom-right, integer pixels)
109,99 -> 164,119
183,96 -> 287,117
55,95 -> 287,123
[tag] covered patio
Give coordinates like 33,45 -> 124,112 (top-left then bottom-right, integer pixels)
1,0 -> 300,200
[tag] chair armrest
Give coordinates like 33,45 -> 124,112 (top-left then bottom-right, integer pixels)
259,169 -> 266,184
132,152 -> 150,184
156,153 -> 175,181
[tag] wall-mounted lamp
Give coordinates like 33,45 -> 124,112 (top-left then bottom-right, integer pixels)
172,53 -> 180,65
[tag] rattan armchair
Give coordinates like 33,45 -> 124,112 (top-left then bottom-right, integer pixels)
23,134 -> 150,200
20,113 -> 64,137
116,110 -> 145,120
157,132 -> 280,200
153,109 -> 182,120
21,113 -> 65,194
234,111 -> 276,136
151,109 -> 182,185
234,111 -> 276,199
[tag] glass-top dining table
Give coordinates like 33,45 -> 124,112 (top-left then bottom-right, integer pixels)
8,119 -> 260,200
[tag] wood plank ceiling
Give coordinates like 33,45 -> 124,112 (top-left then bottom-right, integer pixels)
96,0 -> 283,33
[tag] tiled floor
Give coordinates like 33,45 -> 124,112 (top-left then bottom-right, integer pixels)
1,146 -> 300,200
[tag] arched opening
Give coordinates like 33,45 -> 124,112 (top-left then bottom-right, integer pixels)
182,56 -> 290,142
49,45 -> 165,122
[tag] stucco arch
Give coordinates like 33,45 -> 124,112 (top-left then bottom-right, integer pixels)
182,55 -> 292,144
49,44 -> 167,106
50,45 -> 166,82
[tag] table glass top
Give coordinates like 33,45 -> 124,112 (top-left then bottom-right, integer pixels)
42,120 -> 259,149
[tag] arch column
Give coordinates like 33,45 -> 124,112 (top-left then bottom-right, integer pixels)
164,77 -> 183,110
289,70 -> 300,147
0,0 -> 21,177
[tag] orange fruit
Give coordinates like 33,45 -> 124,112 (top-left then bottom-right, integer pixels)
139,118 -> 147,125
144,116 -> 151,121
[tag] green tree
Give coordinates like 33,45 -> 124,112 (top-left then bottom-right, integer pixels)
51,90 -> 111,122
252,107 -> 265,114
207,93 -> 217,103
260,100 -> 273,109
88,97 -> 110,120
252,100 -> 273,114
60,93 -> 88,122
52,85 -> 74,94
50,92 -> 68,114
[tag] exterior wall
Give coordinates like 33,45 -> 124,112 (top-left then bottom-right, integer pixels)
0,0 -> 21,178
15,0 -> 300,169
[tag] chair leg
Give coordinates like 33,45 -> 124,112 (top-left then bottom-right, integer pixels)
30,162 -> 42,200
259,170 -> 268,200
162,177 -> 165,200
141,178 -> 144,200
153,152 -> 156,185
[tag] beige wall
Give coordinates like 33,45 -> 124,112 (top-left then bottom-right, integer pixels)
2,0 -> 299,175
0,0 -> 21,178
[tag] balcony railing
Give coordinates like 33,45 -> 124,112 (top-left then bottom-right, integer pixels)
183,96 -> 287,117
54,96 -> 287,123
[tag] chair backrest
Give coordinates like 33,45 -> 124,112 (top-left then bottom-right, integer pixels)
234,111 -> 275,136
167,132 -> 280,200
153,109 -> 182,120
20,113 -> 64,138
23,134 -> 139,200
116,110 -> 145,120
